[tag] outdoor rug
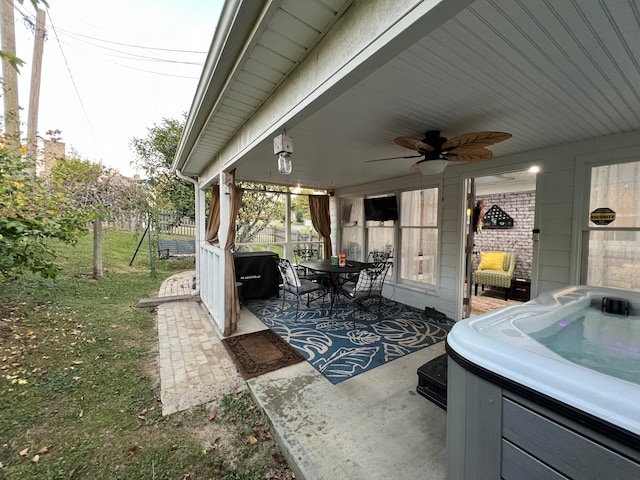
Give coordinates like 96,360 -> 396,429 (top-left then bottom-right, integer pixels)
221,329 -> 306,380
245,295 -> 454,384
471,290 -> 523,315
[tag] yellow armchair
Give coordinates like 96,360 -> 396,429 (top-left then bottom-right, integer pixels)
473,251 -> 516,300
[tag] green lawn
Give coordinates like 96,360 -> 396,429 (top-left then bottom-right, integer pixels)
0,230 -> 292,479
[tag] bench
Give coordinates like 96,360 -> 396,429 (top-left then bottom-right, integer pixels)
157,238 -> 196,259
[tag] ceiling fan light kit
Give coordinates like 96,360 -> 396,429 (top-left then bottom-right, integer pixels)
416,159 -> 448,175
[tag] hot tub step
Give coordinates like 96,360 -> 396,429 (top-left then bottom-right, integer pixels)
417,353 -> 448,410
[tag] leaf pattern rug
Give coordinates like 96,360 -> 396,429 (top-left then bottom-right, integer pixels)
244,295 -> 454,384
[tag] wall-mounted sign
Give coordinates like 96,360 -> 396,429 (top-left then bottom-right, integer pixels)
482,205 -> 514,229
590,207 -> 616,225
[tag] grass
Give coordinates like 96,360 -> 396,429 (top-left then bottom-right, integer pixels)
0,230 -> 293,479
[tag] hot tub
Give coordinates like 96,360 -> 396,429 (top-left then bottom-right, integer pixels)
446,285 -> 640,480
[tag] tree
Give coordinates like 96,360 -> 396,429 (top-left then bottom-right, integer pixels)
236,185 -> 285,245
131,116 -> 289,246
1,0 -> 50,154
291,193 -> 310,223
130,115 -> 194,216
50,154 -> 149,279
0,149 -> 89,280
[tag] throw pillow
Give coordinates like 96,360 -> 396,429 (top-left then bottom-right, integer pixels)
354,269 -> 373,292
478,252 -> 506,271
283,263 -> 301,287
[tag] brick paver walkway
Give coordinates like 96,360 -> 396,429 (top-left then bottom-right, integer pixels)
156,271 -> 244,415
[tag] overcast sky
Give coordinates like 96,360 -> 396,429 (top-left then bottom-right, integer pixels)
12,0 -> 223,177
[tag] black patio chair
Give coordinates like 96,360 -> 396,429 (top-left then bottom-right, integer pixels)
293,248 -> 322,282
337,261 -> 392,315
368,249 -> 392,265
341,249 -> 392,287
276,258 -> 327,321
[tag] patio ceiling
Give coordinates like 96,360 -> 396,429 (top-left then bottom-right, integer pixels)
177,0 -> 640,190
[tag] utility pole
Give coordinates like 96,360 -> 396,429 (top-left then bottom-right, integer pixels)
1,0 -> 21,154
27,8 -> 46,167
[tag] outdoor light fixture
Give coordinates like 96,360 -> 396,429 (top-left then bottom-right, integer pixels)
274,132 -> 293,174
416,159 -> 447,176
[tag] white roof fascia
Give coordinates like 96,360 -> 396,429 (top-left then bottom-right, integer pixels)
172,0 -> 270,174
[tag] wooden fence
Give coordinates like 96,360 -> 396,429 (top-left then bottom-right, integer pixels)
157,213 -> 196,237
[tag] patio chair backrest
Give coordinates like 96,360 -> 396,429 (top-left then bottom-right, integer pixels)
368,250 -> 392,265
293,248 -> 319,262
354,262 -> 392,294
277,258 -> 301,288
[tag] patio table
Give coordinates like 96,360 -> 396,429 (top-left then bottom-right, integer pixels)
300,259 -> 370,315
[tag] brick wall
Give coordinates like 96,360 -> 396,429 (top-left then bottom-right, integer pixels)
474,190 -> 535,279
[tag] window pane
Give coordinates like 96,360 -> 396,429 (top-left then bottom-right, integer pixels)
341,197 -> 363,226
587,230 -> 640,292
341,226 -> 364,261
401,228 -> 438,284
367,227 -> 394,258
400,188 -> 438,227
367,227 -> 394,276
590,161 -> 640,228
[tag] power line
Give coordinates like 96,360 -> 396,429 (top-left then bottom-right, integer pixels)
46,9 -> 96,138
107,60 -> 201,80
57,27 -> 208,54
60,34 -> 204,65
12,1 -> 207,54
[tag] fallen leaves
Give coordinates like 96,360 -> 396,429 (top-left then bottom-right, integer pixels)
17,445 -> 50,464
202,437 -> 221,454
126,445 -> 139,456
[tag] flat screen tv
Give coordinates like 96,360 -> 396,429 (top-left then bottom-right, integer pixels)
364,196 -> 398,222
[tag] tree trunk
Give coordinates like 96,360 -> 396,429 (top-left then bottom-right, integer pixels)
27,9 -> 46,165
1,0 -> 21,154
93,218 -> 103,279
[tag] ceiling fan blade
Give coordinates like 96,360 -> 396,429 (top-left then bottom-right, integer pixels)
442,131 -> 511,151
409,162 -> 420,173
364,154 -> 422,163
394,136 -> 435,152
446,148 -> 493,162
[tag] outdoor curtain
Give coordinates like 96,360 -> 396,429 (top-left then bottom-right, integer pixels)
224,170 -> 244,335
309,195 -> 332,259
206,186 -> 220,245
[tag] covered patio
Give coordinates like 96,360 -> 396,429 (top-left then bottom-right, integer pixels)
171,0 -> 640,478
173,0 -> 640,336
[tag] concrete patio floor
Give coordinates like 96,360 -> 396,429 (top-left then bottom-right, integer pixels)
156,271 -> 448,479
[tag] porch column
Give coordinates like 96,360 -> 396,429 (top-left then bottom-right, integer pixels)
218,172 -> 232,334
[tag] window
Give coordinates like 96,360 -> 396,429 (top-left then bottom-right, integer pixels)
340,197 -> 364,260
399,188 -> 439,285
585,161 -> 640,291
365,195 -> 396,273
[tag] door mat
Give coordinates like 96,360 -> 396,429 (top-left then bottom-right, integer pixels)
221,329 -> 306,380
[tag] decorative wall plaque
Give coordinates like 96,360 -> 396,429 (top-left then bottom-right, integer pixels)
482,205 -> 514,229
